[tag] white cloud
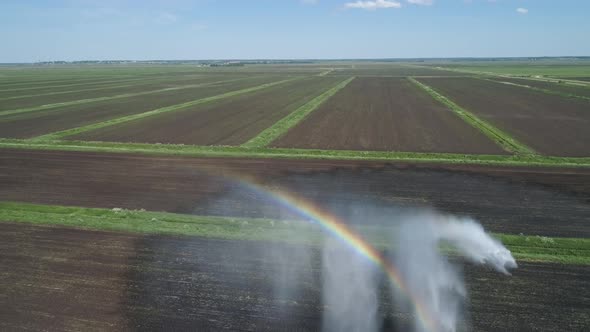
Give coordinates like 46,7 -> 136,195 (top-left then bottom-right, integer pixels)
344,0 -> 401,10
516,7 -> 528,14
407,0 -> 433,5
154,12 -> 178,24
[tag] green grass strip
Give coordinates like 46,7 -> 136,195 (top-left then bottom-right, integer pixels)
2,138 -> 590,167
242,77 -> 354,148
0,78 -> 249,117
31,78 -> 297,141
1,201 -> 588,265
409,77 -> 537,156
481,77 -> 590,102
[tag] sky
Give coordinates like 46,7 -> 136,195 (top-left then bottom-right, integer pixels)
1,0 -> 589,62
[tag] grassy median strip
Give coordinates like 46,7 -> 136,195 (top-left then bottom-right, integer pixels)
409,77 -> 537,156
1,138 -> 590,167
30,78 -> 297,141
242,77 -> 354,148
0,77 -> 251,117
1,201 -> 588,265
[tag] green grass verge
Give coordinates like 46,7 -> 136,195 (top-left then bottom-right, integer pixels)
409,77 -> 537,156
2,138 -> 590,167
0,77 -> 250,117
31,78 -> 297,141
242,77 -> 354,148
1,201 -> 588,265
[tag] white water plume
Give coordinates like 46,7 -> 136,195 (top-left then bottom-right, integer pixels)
394,212 -> 517,332
322,238 -> 379,332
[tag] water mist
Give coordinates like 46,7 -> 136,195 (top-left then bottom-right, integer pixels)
393,213 -> 517,332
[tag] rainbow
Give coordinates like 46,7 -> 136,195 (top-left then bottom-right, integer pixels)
229,174 -> 440,331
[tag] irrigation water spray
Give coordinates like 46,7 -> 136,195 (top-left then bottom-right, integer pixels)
205,173 -> 518,331
393,213 -> 518,332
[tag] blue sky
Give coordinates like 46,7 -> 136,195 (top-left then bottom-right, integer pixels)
1,0 -> 589,62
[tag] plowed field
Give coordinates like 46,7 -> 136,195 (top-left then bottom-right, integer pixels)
272,77 -> 507,154
1,223 -> 588,331
418,77 -> 590,157
1,149 -> 588,237
70,77 -> 344,146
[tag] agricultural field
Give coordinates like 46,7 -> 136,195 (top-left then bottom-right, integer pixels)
417,77 -> 590,157
1,62 -> 590,332
327,63 -> 464,77
272,77 -> 507,154
486,76 -> 590,99
70,76 -> 345,146
0,76 -> 283,138
423,60 -> 590,77
1,222 -> 588,332
1,149 -> 589,237
0,74 -> 245,110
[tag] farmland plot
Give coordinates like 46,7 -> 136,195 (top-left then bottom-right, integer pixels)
489,77 -> 590,98
71,77 -> 344,146
0,76 -> 282,138
418,77 -> 590,157
0,75 -> 240,110
272,77 -> 507,154
1,149 -> 589,237
1,222 -> 588,331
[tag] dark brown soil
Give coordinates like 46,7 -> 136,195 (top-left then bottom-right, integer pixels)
1,223 -> 588,331
1,149 -> 589,237
418,77 -> 590,157
71,77 -> 343,146
272,77 -> 507,154
0,77 -> 279,138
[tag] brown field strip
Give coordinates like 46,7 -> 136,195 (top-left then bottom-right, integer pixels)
1,222 -> 588,331
0,77 -> 281,138
1,149 -> 589,237
417,77 -> 590,157
70,77 -> 343,146
272,77 -> 507,154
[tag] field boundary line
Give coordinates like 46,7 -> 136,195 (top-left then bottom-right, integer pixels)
1,201 -> 588,265
409,77 -> 537,156
478,77 -> 590,101
0,77 -> 252,117
30,78 -> 298,141
2,139 -> 589,168
242,77 -> 355,148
